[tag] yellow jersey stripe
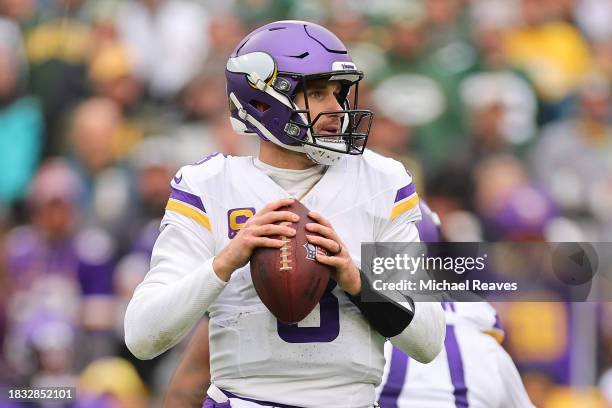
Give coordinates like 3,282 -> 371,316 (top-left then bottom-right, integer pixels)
390,193 -> 420,220
483,329 -> 505,344
166,199 -> 212,231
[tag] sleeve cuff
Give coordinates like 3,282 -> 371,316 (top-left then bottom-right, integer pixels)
204,256 -> 228,288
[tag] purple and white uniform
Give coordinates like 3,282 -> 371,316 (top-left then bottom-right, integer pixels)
125,151 -> 446,408
377,203 -> 533,408
377,302 -> 533,408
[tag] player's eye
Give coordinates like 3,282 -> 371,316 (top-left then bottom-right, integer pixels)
308,90 -> 323,99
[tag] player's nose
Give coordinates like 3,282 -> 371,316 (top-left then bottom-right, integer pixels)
325,94 -> 343,115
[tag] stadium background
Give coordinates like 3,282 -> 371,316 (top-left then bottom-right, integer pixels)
0,0 -> 611,406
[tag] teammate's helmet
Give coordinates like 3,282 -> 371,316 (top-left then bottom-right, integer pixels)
225,20 -> 373,165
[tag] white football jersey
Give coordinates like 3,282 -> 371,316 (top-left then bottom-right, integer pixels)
377,302 -> 533,408
160,150 -> 422,408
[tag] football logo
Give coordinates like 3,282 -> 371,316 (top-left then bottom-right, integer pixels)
304,243 -> 317,261
332,61 -> 357,71
303,243 -> 328,261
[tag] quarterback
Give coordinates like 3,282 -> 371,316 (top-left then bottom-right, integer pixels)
124,20 -> 445,408
161,204 -> 534,408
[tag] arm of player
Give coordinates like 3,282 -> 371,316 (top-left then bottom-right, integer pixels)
388,301 -> 446,363
378,214 -> 446,364
306,210 -> 445,363
124,197 -> 297,360
124,222 -> 225,360
163,318 -> 211,408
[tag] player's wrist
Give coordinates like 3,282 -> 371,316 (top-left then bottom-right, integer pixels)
212,255 -> 234,282
346,268 -> 415,337
343,266 -> 362,296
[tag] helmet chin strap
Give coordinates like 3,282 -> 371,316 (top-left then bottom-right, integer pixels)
297,111 -> 347,165
303,142 -> 346,165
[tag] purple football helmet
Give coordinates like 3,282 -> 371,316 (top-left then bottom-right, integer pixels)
225,20 -> 373,165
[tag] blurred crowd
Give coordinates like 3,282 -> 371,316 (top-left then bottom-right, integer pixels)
0,0 -> 611,407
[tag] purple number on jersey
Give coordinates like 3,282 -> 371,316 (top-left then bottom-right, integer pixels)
277,281 -> 340,343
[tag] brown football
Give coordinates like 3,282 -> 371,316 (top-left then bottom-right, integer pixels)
250,200 -> 332,324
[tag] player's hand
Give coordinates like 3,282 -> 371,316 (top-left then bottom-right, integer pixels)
305,212 -> 361,296
213,198 -> 299,282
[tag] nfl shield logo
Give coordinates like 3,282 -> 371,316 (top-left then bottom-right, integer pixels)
303,243 -> 318,261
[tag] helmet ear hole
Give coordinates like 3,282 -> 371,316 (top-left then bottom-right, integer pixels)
249,100 -> 270,112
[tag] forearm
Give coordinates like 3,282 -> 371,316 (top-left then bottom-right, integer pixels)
389,301 -> 445,363
374,212 -> 445,362
124,225 -> 226,360
347,271 -> 446,362
346,269 -> 415,337
125,258 -> 224,359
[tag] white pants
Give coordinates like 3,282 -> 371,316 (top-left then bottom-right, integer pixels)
206,384 -> 380,408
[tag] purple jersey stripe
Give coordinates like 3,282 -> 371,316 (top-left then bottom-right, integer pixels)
379,346 -> 410,408
394,183 -> 416,203
442,301 -> 456,312
220,388 -> 303,408
202,396 -> 231,407
170,187 -> 206,213
446,325 -> 469,408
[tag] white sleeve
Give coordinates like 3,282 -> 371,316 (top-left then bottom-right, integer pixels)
380,219 -> 446,363
124,223 -> 227,360
496,345 -> 536,408
389,300 -> 446,363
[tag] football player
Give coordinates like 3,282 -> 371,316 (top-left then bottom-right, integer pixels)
378,301 -> 534,407
161,202 -> 443,408
161,305 -> 532,408
377,203 -> 534,407
161,203 -> 533,408
124,20 -> 445,408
